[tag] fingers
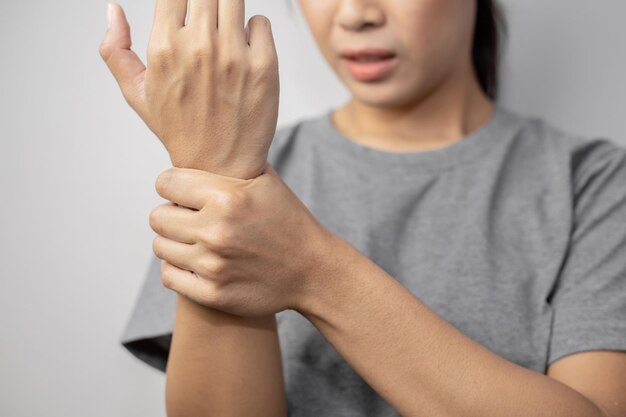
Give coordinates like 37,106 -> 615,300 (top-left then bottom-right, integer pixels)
153,236 -> 197,273
218,0 -> 246,44
246,15 -> 275,55
155,0 -> 269,54
149,202 -> 198,244
153,0 -> 187,32
160,260 -> 215,306
99,3 -> 147,116
188,0 -> 218,31
155,168 -> 210,210
155,167 -> 253,211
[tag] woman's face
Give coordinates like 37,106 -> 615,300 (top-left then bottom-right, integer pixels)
298,0 -> 477,108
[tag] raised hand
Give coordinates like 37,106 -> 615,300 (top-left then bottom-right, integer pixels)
99,1 -> 280,179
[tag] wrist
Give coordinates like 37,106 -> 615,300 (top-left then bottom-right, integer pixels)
169,153 -> 267,180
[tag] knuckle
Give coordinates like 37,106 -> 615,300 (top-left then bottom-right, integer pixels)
195,226 -> 214,247
211,258 -> 229,276
98,41 -> 113,60
210,223 -> 237,251
198,257 -> 228,278
148,42 -> 175,64
198,223 -> 238,257
216,188 -> 249,213
196,259 -> 213,278
219,52 -> 244,75
189,42 -> 214,60
250,55 -> 277,74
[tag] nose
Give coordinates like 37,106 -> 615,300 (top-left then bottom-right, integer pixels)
335,0 -> 385,31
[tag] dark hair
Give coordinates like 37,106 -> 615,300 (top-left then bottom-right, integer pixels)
473,0 -> 508,100
285,0 -> 508,100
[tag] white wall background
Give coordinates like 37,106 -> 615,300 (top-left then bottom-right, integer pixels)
0,0 -> 624,415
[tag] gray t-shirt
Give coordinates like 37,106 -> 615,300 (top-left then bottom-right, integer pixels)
120,103 -> 626,417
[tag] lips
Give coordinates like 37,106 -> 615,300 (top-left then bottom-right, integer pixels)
339,47 -> 396,61
339,47 -> 398,81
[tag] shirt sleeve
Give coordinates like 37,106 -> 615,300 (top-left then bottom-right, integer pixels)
119,255 -> 175,372
547,138 -> 626,365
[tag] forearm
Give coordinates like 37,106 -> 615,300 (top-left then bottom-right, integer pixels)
164,158 -> 287,417
299,237 -> 606,417
166,294 -> 287,417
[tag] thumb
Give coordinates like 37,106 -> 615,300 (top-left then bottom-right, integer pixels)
99,3 -> 147,116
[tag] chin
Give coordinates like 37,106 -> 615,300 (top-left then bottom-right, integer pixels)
347,82 -> 425,109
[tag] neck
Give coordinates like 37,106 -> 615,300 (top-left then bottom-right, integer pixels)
331,63 -> 495,153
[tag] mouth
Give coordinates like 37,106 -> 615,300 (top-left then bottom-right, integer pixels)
339,48 -> 398,81
339,47 -> 397,61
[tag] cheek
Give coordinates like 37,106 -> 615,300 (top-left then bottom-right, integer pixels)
396,0 -> 474,68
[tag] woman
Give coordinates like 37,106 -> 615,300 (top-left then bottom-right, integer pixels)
100,1 -> 626,416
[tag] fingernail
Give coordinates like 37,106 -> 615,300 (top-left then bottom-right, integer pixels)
107,3 -> 113,29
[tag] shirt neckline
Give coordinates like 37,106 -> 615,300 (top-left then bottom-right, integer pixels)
311,103 -> 519,172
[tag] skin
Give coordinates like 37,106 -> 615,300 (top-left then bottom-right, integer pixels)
295,2 -> 626,415
100,2 -> 289,416
298,0 -> 494,153
101,0 -> 626,416
100,0 -> 279,178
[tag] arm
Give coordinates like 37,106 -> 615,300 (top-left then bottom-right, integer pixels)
157,144 -> 288,417
163,158 -> 287,417
166,294 -> 286,417
296,234 -> 624,417
100,2 -> 286,416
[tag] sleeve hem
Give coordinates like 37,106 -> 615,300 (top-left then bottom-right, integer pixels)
547,323 -> 626,366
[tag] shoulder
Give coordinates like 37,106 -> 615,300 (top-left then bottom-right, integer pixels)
520,113 -> 626,238
568,137 -> 626,195
501,106 -> 626,186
